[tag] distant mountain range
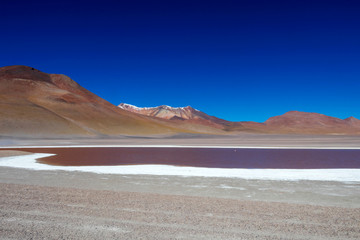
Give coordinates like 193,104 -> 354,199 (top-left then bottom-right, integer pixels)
1,65 -> 359,137
119,103 -> 360,135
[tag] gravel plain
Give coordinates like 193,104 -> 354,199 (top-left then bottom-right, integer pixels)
1,182 -> 360,240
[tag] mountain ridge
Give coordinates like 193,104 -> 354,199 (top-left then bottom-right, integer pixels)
1,65 -> 360,137
119,103 -> 360,135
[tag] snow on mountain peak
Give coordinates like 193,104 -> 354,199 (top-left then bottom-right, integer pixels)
119,103 -> 198,111
118,103 -> 204,120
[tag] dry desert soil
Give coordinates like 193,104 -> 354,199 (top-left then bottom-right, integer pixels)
1,182 -> 360,240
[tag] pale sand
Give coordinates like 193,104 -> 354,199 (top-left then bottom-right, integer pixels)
0,166 -> 359,208
0,165 -> 359,239
0,150 -> 32,157
1,182 -> 359,240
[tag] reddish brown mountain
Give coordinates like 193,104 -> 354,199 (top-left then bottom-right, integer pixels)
261,111 -> 360,134
1,65 -> 360,137
0,65 -> 191,137
234,111 -> 360,134
119,104 -> 360,135
344,116 -> 360,127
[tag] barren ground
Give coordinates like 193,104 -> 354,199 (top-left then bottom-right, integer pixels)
1,182 -> 359,240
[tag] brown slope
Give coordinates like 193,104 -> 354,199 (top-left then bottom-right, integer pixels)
226,111 -> 360,135
224,121 -> 267,133
344,116 -> 360,128
262,111 -> 360,134
0,65 -> 190,137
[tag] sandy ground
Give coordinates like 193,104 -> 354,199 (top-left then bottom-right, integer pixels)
0,166 -> 359,239
0,150 -> 32,157
1,182 -> 359,240
0,167 -> 359,208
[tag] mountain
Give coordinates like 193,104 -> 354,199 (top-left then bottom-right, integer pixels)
344,116 -> 360,127
119,104 -> 360,135
1,65 -> 359,137
120,103 -> 201,120
262,111 -> 360,134
119,103 -> 230,129
0,65 -> 189,137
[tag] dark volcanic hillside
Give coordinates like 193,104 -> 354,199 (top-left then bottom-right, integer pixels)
0,66 -> 188,137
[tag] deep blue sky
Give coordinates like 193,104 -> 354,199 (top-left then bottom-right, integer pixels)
1,0 -> 360,122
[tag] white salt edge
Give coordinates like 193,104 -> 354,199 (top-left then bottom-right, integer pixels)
0,153 -> 360,182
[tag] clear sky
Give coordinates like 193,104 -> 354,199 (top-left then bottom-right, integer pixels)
1,0 -> 360,122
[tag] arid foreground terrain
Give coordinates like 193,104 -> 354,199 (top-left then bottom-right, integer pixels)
0,135 -> 360,239
1,182 -> 359,240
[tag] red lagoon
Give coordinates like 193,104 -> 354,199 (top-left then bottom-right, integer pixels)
4,147 -> 360,169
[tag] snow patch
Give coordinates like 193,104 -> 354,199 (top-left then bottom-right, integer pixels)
118,103 -> 198,111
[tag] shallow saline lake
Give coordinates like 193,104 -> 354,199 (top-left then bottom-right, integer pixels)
5,147 -> 360,169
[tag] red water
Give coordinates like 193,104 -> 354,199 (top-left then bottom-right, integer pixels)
4,147 -> 360,169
